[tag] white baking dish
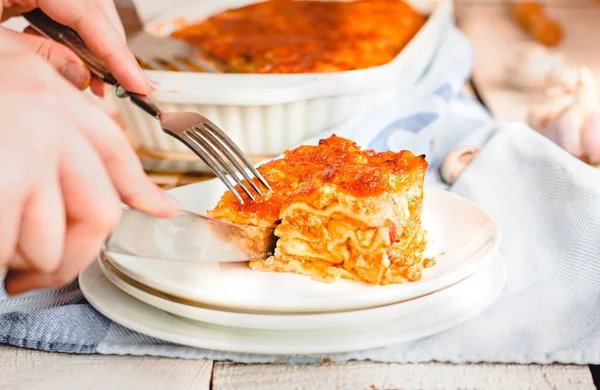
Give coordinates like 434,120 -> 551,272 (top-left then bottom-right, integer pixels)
118,0 -> 453,160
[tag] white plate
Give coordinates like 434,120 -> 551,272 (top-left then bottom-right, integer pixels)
107,179 -> 501,313
99,252 -> 503,331
80,254 -> 506,355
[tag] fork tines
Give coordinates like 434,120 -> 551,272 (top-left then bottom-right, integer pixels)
182,122 -> 273,204
139,55 -> 223,73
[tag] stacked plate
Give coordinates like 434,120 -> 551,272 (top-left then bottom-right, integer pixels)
80,179 -> 505,355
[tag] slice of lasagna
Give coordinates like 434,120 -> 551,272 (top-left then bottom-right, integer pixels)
207,135 -> 433,285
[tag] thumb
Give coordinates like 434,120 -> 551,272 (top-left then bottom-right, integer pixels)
2,27 -> 91,91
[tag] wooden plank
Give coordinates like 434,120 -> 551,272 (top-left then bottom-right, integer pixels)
0,345 -> 213,390
461,4 -> 600,122
212,361 -> 595,390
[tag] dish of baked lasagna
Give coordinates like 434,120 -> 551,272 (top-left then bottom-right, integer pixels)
169,0 -> 426,73
208,135 -> 434,285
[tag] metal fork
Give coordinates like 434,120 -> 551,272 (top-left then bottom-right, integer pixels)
129,30 -> 231,73
23,8 -> 271,204
115,0 -> 231,73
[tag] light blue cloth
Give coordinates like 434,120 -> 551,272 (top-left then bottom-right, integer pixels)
3,26 -> 600,364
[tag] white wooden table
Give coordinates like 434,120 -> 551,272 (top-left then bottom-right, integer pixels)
0,345 -> 595,390
2,3 -> 600,389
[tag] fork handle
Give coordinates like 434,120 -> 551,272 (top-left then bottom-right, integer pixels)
115,86 -> 161,118
23,8 -> 162,119
23,8 -> 118,85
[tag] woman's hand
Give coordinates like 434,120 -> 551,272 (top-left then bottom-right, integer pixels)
0,0 -> 153,97
0,32 -> 179,296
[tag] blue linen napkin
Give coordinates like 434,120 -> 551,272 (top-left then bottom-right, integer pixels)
3,26 -> 600,365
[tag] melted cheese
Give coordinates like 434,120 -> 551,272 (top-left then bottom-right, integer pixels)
208,135 -> 430,285
281,193 -> 409,227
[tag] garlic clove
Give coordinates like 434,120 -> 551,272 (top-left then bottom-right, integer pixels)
546,64 -> 580,92
579,66 -> 597,89
582,108 -> 600,164
440,146 -> 481,185
551,103 -> 587,158
528,93 -> 574,132
542,115 -> 562,145
506,43 -> 566,89
575,66 -> 600,115
545,86 -> 569,99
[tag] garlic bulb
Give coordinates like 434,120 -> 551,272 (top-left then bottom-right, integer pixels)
440,146 -> 480,185
528,87 -> 574,131
536,67 -> 600,164
505,42 -> 566,89
546,63 -> 581,92
582,108 -> 600,164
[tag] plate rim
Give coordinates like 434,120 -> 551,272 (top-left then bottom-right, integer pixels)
106,186 -> 502,313
79,255 -> 507,355
97,252 -> 503,330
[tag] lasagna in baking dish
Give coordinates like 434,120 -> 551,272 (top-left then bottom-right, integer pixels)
170,0 -> 426,73
208,135 -> 433,285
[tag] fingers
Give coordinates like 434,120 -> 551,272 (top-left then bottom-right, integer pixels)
51,79 -> 179,218
1,27 -> 91,91
22,26 -> 109,98
98,0 -> 126,39
90,77 -> 108,98
7,252 -> 30,271
38,0 -> 154,94
0,34 -> 177,295
79,114 -> 180,218
0,185 -> 25,271
0,40 -> 178,219
0,92 -> 32,272
15,175 -> 65,274
4,131 -> 120,295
